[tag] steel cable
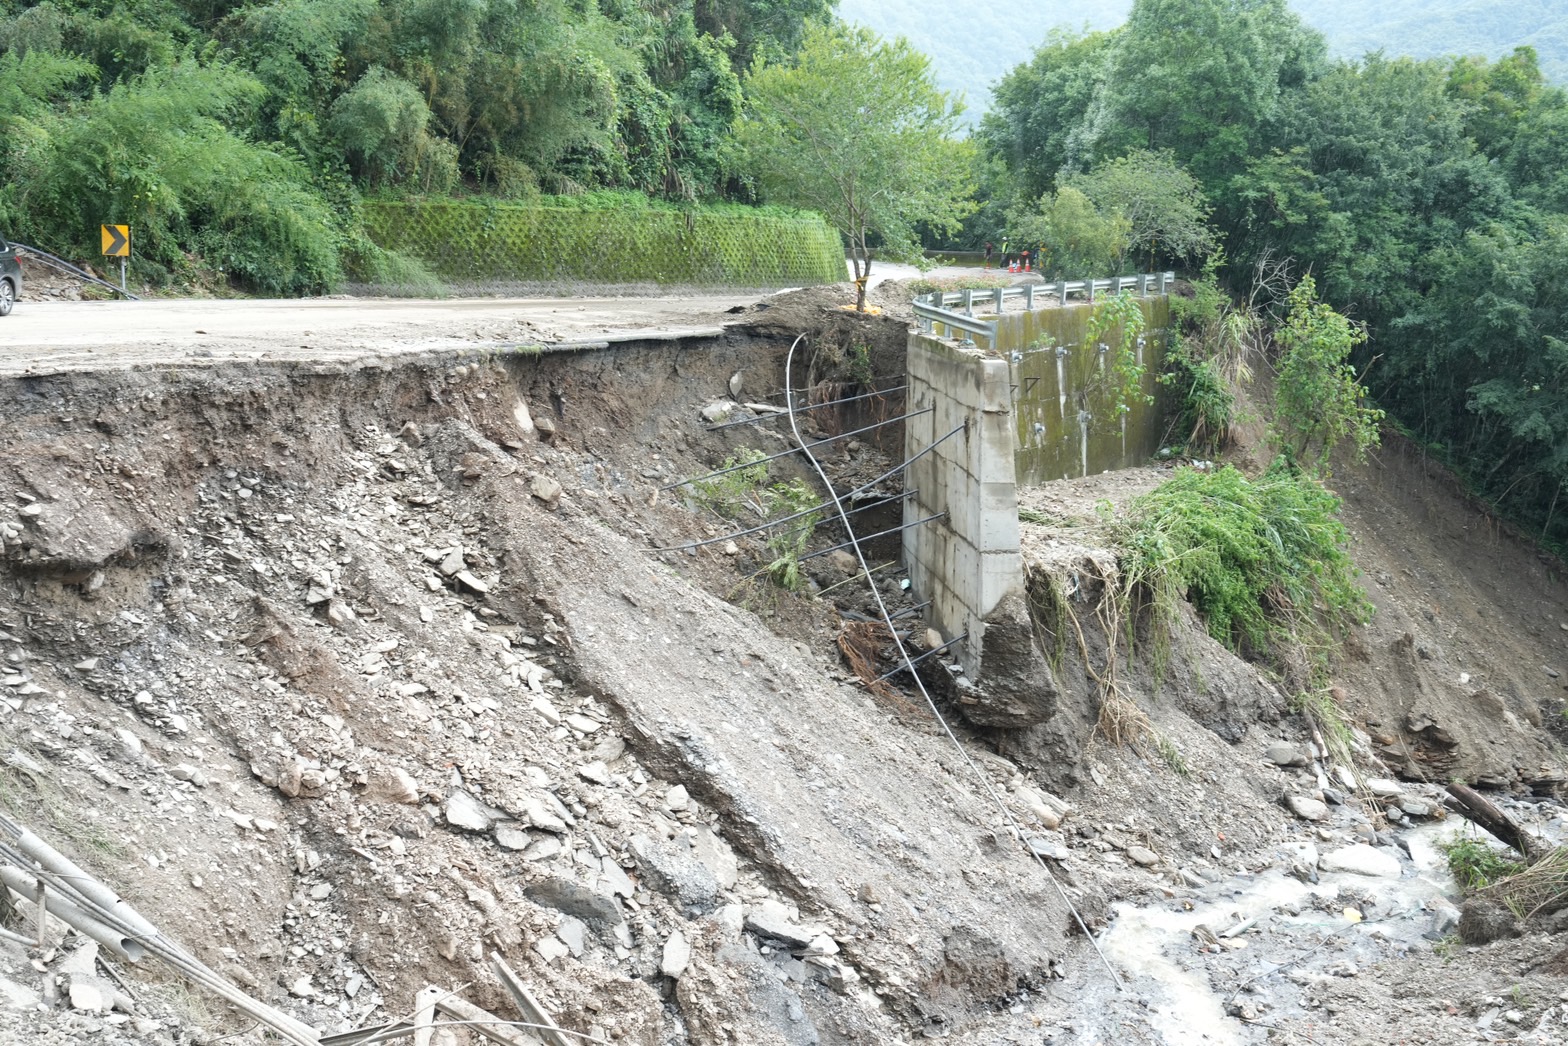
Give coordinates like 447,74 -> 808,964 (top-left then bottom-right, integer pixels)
780,334 -> 1126,992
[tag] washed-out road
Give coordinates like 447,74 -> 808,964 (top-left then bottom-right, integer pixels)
0,294 -> 763,376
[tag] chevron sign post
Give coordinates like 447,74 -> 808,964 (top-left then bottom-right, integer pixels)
101,225 -> 130,293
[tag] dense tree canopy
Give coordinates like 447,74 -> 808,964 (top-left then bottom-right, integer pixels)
0,0 -> 831,290
737,21 -> 973,309
980,0 -> 1568,550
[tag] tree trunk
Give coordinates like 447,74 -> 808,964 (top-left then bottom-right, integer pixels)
852,237 -> 870,313
1444,782 -> 1550,863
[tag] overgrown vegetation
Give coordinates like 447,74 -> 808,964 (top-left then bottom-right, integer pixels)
1443,834 -> 1528,891
1273,276 -> 1385,472
972,0 -> 1568,550
736,21 -> 974,310
1083,291 -> 1151,420
689,449 -> 822,592
0,0 -> 847,292
1121,465 -> 1371,678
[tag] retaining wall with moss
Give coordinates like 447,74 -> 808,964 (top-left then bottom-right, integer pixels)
362,200 -> 845,287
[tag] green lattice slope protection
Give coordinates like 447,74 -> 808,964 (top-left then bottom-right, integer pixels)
362,198 -> 845,287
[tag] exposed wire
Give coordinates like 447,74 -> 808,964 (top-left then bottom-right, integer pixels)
871,633 -> 967,684
703,385 -> 909,431
651,489 -> 915,554
781,335 -> 1127,993
795,513 -> 946,563
660,407 -> 934,491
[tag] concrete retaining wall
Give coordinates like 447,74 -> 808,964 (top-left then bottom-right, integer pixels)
902,337 -> 1021,679
903,293 -> 1171,694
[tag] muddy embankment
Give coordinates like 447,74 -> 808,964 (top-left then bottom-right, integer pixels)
3,298 -> 1568,1046
0,316 -> 1093,1046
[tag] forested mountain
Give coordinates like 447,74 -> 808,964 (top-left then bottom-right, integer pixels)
0,0 -> 830,292
974,0 -> 1568,553
837,0 -> 1567,112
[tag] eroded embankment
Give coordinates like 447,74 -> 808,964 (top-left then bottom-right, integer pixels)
0,337 -> 1079,1046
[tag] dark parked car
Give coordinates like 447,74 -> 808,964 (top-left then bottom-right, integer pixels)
0,235 -> 20,316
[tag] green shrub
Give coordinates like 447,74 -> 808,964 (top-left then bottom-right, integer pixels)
690,450 -> 822,592
1442,835 -> 1527,891
1122,465 -> 1371,665
5,59 -> 343,294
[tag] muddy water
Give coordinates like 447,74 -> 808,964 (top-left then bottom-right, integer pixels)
1060,822 -> 1467,1043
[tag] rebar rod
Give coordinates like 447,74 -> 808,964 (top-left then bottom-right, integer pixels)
653,490 -> 914,554
872,634 -> 967,683
797,512 -> 945,563
703,385 -> 908,431
661,407 -> 934,491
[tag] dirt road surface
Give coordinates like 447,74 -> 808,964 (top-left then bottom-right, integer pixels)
0,294 -> 762,375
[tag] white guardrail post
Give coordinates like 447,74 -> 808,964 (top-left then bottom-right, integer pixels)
910,272 -> 1174,351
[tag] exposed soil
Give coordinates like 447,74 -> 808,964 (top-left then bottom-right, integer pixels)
0,286 -> 1565,1046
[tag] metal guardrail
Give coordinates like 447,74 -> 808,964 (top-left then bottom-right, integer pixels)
912,272 -> 1175,349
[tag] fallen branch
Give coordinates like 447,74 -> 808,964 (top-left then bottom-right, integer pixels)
1443,783 -> 1549,863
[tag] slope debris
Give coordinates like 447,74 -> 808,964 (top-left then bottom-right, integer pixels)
0,293 -> 1566,1046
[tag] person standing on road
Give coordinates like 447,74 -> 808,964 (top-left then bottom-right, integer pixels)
983,241 -> 994,269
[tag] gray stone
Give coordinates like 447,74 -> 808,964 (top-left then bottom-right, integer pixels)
68,980 -> 110,1013
438,548 -> 465,577
557,917 -> 588,958
1286,795 -> 1329,822
701,401 -> 738,423
744,899 -> 816,948
600,857 -> 636,899
1400,797 -> 1438,819
529,474 -> 563,508
304,574 -> 333,605
444,791 -> 493,833
665,784 -> 690,811
495,825 -> 532,851
526,876 -> 624,927
955,593 -> 1057,728
454,570 -> 489,594
577,760 -> 611,785
1264,743 -> 1309,768
565,713 -> 601,735
1125,845 -> 1159,868
523,836 -> 564,862
1365,778 -> 1403,798
631,833 -> 721,912
1319,844 -> 1401,878
1025,833 -> 1069,860
533,936 -> 570,963
662,930 -> 692,979
689,825 -> 740,890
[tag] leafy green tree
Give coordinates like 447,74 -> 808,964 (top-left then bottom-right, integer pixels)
1272,276 -> 1383,470
329,66 -> 456,191
980,27 -> 1117,200
1006,186 -> 1129,277
738,21 -> 975,310
6,60 -> 342,293
1103,0 -> 1324,188
1065,149 -> 1215,267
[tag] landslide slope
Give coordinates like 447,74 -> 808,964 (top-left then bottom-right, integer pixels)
0,331 -> 1076,1046
1,298 -> 1567,1046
